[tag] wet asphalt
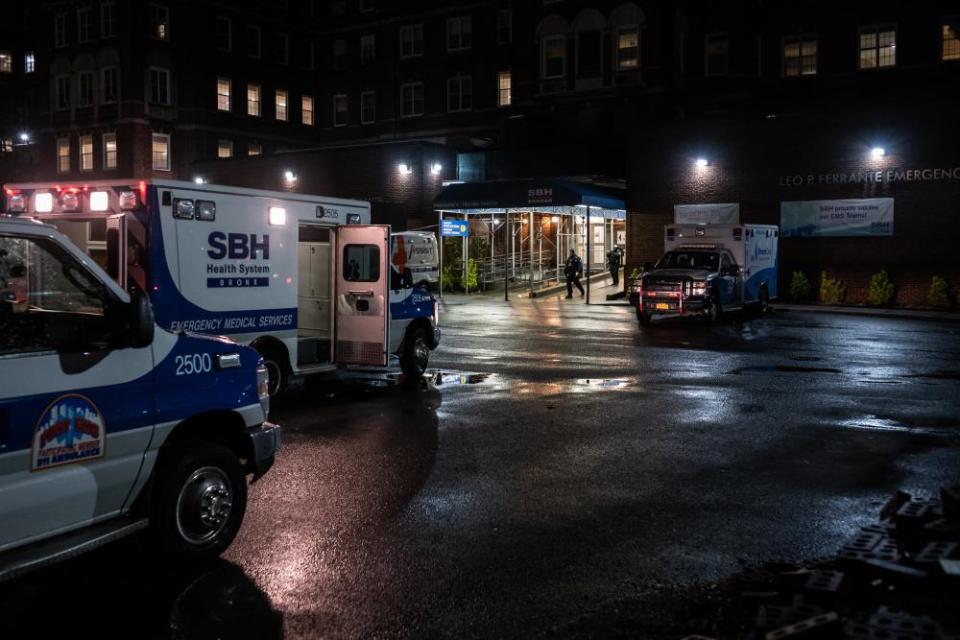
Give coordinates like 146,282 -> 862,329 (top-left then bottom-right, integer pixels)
2,296 -> 960,639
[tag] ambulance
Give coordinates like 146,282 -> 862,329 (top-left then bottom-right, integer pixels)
392,231 -> 439,288
0,214 -> 279,579
3,180 -> 441,396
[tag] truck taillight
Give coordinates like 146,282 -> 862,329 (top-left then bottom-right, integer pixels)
119,191 -> 139,210
6,193 -> 26,213
61,191 -> 80,212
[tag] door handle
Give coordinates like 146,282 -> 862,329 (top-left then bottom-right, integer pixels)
349,290 -> 375,297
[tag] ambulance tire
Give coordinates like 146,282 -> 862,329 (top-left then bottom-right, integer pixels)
400,327 -> 430,380
637,310 -> 651,326
757,288 -> 770,316
259,348 -> 288,397
706,295 -> 722,323
151,442 -> 248,563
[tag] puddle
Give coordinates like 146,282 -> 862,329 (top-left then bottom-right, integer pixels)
731,365 -> 841,375
789,355 -> 823,362
905,371 -> 960,381
434,371 -> 493,386
576,378 -> 631,389
839,415 -> 912,433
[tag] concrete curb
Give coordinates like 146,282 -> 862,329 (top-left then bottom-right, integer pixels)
774,303 -> 960,322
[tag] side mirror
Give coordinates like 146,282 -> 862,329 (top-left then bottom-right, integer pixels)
129,288 -> 155,348
724,265 -> 740,276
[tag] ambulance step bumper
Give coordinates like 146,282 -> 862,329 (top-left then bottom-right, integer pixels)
0,518 -> 149,584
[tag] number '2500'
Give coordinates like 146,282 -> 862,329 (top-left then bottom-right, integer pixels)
175,353 -> 212,376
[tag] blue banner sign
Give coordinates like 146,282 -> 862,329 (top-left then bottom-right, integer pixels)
781,198 -> 894,238
441,220 -> 470,237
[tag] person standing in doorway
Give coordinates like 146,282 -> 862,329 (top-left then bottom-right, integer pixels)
606,247 -> 622,286
565,249 -> 584,299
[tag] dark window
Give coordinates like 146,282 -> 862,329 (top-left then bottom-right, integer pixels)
577,30 -> 602,76
705,32 -> 728,76
343,245 -> 380,282
497,10 -> 512,44
216,16 -> 231,51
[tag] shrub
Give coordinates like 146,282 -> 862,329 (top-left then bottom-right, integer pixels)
819,271 -> 846,305
464,258 -> 479,291
867,270 -> 895,306
441,263 -> 459,292
789,271 -> 812,303
927,276 -> 950,309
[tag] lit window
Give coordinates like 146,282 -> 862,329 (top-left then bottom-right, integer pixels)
217,77 -> 231,111
361,34 -> 376,63
55,75 -> 71,110
617,27 -> 639,71
152,132 -> 170,171
247,83 -> 261,116
447,76 -> 472,112
542,35 -> 566,78
248,25 -> 261,58
705,32 -> 728,76
400,24 -> 423,58
57,138 -> 70,172
859,26 -> 896,69
102,67 -> 118,103
275,89 -> 288,121
361,91 -> 376,124
497,10 -> 512,44
24,52 -> 35,74
275,33 -> 288,65
103,132 -> 117,169
497,71 -> 511,107
77,6 -> 92,43
400,82 -> 423,118
447,16 -> 472,51
216,16 -> 231,51
942,17 -> 960,61
218,139 -> 233,158
248,142 -> 262,156
333,94 -> 348,127
301,95 -> 314,125
79,135 -> 94,171
149,68 -> 170,105
151,4 -> 170,41
78,71 -> 94,107
0,52 -> 11,74
54,12 -> 69,48
784,34 -> 817,77
101,1 -> 117,38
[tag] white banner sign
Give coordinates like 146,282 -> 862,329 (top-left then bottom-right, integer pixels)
674,203 -> 740,225
780,198 -> 894,237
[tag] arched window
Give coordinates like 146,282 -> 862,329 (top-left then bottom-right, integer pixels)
610,3 -> 644,73
537,15 -> 570,83
573,9 -> 607,79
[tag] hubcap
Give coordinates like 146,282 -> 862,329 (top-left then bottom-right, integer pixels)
264,359 -> 281,396
176,466 -> 233,545
414,338 -> 429,369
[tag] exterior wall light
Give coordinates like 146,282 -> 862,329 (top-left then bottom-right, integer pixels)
284,170 -> 297,184
398,163 -> 412,175
870,147 -> 885,159
19,132 -> 30,143
695,158 -> 709,168
430,163 -> 442,176
194,176 -> 205,184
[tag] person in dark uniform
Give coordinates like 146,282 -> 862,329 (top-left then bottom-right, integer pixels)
564,249 -> 584,299
606,247 -> 622,286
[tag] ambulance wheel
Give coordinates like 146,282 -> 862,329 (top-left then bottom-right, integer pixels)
637,310 -> 651,326
757,289 -> 770,315
401,328 -> 430,379
151,441 -> 248,562
259,349 -> 288,397
706,296 -> 722,323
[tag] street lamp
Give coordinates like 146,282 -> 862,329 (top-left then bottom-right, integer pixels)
870,147 -> 885,160
695,158 -> 709,168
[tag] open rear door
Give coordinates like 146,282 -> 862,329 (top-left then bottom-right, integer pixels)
335,225 -> 390,366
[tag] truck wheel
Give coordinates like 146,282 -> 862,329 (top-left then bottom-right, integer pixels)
758,289 -> 770,315
400,327 -> 430,379
637,309 -> 652,326
151,442 -> 248,562
258,348 -> 288,397
706,296 -> 722,323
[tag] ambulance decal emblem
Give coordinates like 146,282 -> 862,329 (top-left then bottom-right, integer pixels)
31,394 -> 106,471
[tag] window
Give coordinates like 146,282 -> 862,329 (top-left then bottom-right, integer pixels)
0,52 -> 11,74
101,67 -> 118,103
361,34 -> 375,63
497,10 -> 512,44
447,16 -> 472,51
77,6 -> 92,42
343,245 -> 380,282
400,82 -> 423,117
542,35 -> 566,78
56,75 -> 71,110
149,68 -> 170,104
216,16 -> 231,51
783,34 -> 817,77
78,71 -> 94,106
305,39 -> 315,69
101,1 -> 117,38
151,4 -> 170,40
616,26 -> 639,71
247,83 -> 261,116
24,52 -> 35,73
944,17 -> 960,61
333,39 -> 347,69
275,89 -> 288,121
57,138 -> 70,172
103,132 -> 117,169
152,133 -> 170,171
248,25 -> 261,58
705,32 -> 728,76
400,24 -> 423,58
248,142 -> 262,156
79,135 -> 93,171
577,30 -> 602,76
859,26 -> 896,69
301,95 -> 313,125
361,91 -> 375,124
216,77 -> 231,111
447,76 -> 472,112
218,139 -> 233,158
497,71 -> 511,106
275,33 -> 289,65
333,94 -> 347,127
359,0 -> 374,12
55,12 -> 69,47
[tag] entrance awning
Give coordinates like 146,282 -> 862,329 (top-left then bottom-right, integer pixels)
434,178 -> 625,216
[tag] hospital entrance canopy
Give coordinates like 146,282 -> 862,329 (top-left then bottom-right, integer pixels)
433,178 -> 626,219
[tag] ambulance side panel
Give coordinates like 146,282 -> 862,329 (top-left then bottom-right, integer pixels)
744,225 -> 779,303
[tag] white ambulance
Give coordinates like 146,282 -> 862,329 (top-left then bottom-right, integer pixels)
3,180 -> 440,396
392,231 -> 439,288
